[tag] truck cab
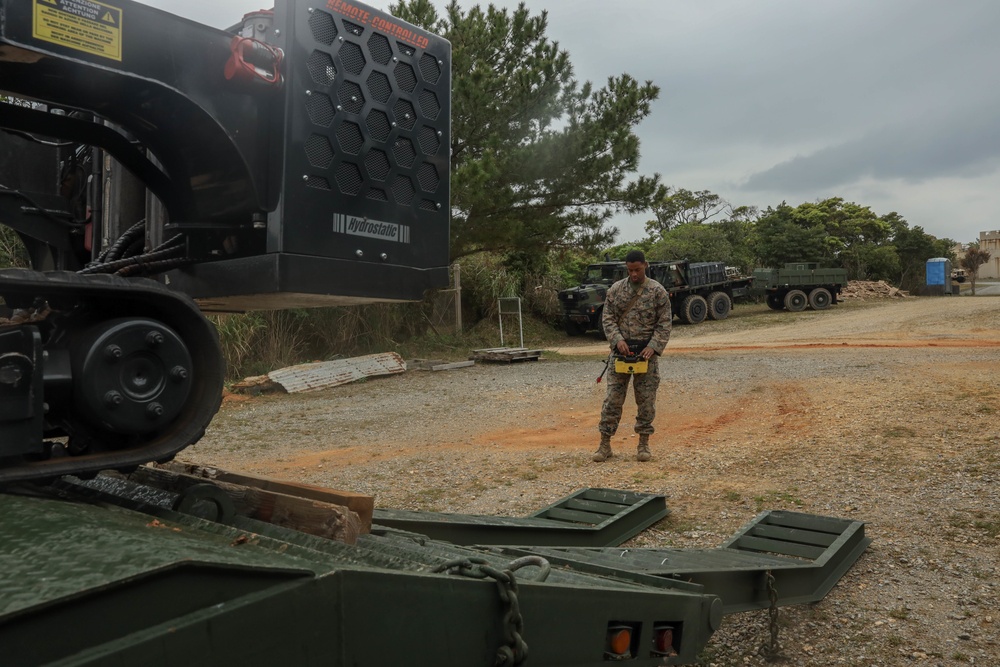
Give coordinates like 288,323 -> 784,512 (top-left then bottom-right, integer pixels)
557,261 -> 626,335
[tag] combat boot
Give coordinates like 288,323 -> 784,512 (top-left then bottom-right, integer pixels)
592,434 -> 613,462
636,435 -> 652,462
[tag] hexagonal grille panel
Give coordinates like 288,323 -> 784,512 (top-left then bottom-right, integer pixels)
366,110 -> 391,143
305,175 -> 330,190
336,122 -> 364,155
305,134 -> 334,168
343,20 -> 364,36
368,33 -> 392,65
307,50 -> 336,86
392,137 -> 416,168
341,42 -> 366,76
306,93 -> 335,127
393,100 -> 416,130
417,126 -> 441,155
366,71 -> 391,104
288,4 -> 449,234
394,62 -> 417,93
418,90 -> 440,120
336,163 -> 363,195
364,150 -> 390,181
338,81 -> 364,114
391,175 -> 415,205
417,163 -> 439,192
309,11 -> 337,44
419,53 -> 441,83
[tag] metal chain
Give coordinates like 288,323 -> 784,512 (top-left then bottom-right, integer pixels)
759,570 -> 783,661
433,556 -> 549,666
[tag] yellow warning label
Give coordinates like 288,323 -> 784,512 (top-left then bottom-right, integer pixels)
33,0 -> 122,61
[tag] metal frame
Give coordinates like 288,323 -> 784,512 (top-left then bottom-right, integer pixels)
497,296 -> 523,348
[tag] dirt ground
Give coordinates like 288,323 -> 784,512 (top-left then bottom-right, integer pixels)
186,295 -> 1000,666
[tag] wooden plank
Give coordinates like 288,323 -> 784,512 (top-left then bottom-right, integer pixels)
469,347 -> 543,363
131,466 -> 363,544
405,358 -> 446,370
431,360 -> 475,371
159,461 -> 373,532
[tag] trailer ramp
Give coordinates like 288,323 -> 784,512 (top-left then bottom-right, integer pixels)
496,510 -> 870,614
373,487 -> 668,546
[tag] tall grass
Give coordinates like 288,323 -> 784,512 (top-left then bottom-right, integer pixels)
210,302 -> 430,381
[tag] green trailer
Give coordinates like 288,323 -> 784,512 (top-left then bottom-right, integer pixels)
752,263 -> 849,312
0,474 -> 870,667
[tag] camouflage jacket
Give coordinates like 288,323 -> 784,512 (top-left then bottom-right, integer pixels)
601,277 -> 672,354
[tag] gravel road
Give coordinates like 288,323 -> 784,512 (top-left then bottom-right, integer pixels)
185,296 -> 1000,666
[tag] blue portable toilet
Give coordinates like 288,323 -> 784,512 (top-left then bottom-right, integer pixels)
925,257 -> 951,295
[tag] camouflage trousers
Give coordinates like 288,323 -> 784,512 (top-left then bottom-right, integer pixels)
598,355 -> 660,436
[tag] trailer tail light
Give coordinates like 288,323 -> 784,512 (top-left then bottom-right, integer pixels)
604,623 -> 635,660
651,624 -> 678,657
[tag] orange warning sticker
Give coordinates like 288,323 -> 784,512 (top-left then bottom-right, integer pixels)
33,0 -> 122,61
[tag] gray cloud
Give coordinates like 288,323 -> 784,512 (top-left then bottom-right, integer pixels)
741,107 -> 1000,192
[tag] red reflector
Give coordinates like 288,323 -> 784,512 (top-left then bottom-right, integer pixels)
606,625 -> 632,657
652,624 -> 677,657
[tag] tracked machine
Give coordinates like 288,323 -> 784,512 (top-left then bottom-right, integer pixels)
0,2 -> 869,665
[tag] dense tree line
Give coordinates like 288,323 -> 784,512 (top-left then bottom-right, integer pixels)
635,196 -> 956,293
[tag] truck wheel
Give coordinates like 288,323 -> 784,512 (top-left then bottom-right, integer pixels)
766,294 -> 784,310
681,294 -> 708,324
707,291 -> 731,320
784,289 -> 807,312
563,319 -> 586,336
808,287 -> 832,310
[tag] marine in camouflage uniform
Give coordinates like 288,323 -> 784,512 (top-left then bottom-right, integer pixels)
594,252 -> 672,462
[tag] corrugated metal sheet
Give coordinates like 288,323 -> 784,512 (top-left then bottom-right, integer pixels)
267,352 -> 406,393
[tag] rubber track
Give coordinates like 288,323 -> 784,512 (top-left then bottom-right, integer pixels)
0,269 -> 224,484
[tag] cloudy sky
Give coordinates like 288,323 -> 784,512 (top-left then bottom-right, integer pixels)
138,0 -> 1000,246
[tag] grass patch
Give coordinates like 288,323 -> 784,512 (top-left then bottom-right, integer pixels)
888,607 -> 910,620
972,515 -> 1000,539
414,487 -> 447,502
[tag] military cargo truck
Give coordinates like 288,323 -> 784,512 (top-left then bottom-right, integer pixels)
752,263 -> 848,312
648,260 -> 755,325
557,261 -> 627,335
558,260 -> 755,334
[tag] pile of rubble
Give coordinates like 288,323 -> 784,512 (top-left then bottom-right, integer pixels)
839,280 -> 908,299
